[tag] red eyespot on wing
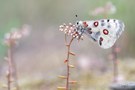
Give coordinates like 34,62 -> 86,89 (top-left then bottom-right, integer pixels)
103,29 -> 109,35
83,22 -> 88,27
94,21 -> 98,27
100,37 -> 103,41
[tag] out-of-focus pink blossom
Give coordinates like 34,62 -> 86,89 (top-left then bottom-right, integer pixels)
105,1 -> 116,14
77,55 -> 107,73
90,1 -> 116,16
20,24 -> 31,37
77,56 -> 90,71
3,24 -> 31,46
108,54 -> 114,60
91,7 -> 105,16
115,47 -> 121,53
114,75 -> 125,83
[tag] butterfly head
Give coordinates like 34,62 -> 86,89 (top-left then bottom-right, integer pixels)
75,21 -> 83,29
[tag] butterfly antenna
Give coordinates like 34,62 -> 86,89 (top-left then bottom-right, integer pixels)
75,14 -> 83,41
75,14 -> 78,21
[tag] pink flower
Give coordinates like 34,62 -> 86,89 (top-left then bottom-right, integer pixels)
59,23 -> 83,40
3,25 -> 31,46
90,1 -> 116,16
113,75 -> 125,83
77,56 -> 90,71
20,24 -> 31,37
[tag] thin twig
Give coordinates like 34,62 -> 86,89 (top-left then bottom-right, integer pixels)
65,35 -> 74,90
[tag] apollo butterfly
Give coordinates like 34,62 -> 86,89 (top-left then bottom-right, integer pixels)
75,19 -> 125,49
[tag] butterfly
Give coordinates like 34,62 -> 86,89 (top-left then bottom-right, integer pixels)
75,19 -> 125,49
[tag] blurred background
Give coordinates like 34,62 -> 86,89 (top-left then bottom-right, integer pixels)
0,0 -> 135,90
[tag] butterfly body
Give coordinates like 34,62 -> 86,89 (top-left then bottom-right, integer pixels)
76,19 -> 125,49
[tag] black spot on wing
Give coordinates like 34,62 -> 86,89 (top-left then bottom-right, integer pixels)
101,22 -> 105,26
101,19 -> 104,22
107,24 -> 111,28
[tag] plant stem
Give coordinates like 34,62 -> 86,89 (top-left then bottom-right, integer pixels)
7,41 -> 13,90
65,35 -> 74,90
12,58 -> 19,90
7,40 -> 19,90
112,44 -> 118,82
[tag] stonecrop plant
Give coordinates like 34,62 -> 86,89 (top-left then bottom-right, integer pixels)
58,23 -> 82,90
3,25 -> 31,90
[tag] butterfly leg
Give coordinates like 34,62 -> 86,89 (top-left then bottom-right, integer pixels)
78,28 -> 84,40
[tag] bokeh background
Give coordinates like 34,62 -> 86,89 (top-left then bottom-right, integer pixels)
0,0 -> 135,90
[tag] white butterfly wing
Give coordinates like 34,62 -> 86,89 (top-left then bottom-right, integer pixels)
97,19 -> 125,49
81,19 -> 124,49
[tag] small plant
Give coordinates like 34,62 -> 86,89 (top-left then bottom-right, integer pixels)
3,25 -> 30,90
58,23 -> 83,90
